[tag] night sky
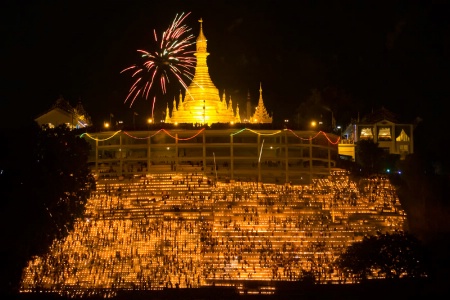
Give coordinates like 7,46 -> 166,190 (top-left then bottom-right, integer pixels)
2,0 -> 449,129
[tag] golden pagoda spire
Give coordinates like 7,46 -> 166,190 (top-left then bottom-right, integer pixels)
165,103 -> 171,123
251,83 -> 272,123
173,98 -> 177,112
235,103 -> 241,123
169,19 -> 237,125
196,18 -> 207,53
178,90 -> 184,111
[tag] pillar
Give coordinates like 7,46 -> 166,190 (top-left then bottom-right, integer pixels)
202,131 -> 206,175
147,134 -> 151,174
309,135 -> 313,184
230,135 -> 234,180
328,139 -> 331,173
95,137 -> 98,176
119,133 -> 123,176
258,134 -> 261,183
175,133 -> 179,171
285,131 -> 289,184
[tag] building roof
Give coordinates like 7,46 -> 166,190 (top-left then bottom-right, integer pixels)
35,96 -> 92,129
360,107 -> 399,124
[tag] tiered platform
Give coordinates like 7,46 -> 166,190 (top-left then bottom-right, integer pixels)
20,170 -> 406,297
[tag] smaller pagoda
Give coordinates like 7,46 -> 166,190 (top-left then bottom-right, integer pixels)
251,83 -> 272,123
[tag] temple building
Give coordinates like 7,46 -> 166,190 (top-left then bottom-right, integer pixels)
19,16 -> 415,298
35,96 -> 92,129
250,83 -> 272,123
166,19 -> 240,125
339,107 -> 414,161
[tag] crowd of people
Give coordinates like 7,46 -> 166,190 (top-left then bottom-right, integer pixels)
20,170 -> 406,296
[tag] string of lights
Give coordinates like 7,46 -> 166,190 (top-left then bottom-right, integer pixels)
80,128 -> 206,141
122,130 -> 164,140
286,129 -> 340,145
230,128 -> 340,144
80,128 -> 339,144
230,128 -> 282,136
80,131 -> 122,142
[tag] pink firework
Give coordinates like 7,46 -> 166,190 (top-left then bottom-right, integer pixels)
121,12 -> 196,118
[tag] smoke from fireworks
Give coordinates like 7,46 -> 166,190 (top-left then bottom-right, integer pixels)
121,12 -> 196,118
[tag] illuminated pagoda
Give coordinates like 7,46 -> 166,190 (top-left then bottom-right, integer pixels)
167,19 -> 240,125
18,15 -> 413,300
250,83 -> 272,123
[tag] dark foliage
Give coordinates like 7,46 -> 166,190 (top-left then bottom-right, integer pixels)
0,123 -> 95,295
391,116 -> 450,285
355,139 -> 386,175
335,231 -> 430,280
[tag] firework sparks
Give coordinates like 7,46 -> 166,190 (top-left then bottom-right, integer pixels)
121,12 -> 196,118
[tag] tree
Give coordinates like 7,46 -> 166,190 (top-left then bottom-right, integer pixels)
32,124 -> 95,245
355,139 -> 385,175
335,231 -> 429,281
393,116 -> 450,284
0,123 -> 95,296
335,235 -> 378,280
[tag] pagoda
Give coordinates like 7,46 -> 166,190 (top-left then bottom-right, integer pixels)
251,83 -> 272,123
167,19 -> 240,125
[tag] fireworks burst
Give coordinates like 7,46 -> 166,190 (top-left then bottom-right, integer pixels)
121,12 -> 196,118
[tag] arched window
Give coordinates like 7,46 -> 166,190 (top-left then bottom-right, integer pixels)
396,129 -> 410,142
360,127 -> 373,140
378,127 -> 392,141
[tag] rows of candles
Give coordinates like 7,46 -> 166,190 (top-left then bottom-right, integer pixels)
20,170 -> 406,297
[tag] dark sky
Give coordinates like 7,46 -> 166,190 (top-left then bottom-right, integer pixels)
2,0 -> 449,129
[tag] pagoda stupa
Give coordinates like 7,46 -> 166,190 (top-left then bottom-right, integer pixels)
251,83 -> 272,123
167,19 -> 240,125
